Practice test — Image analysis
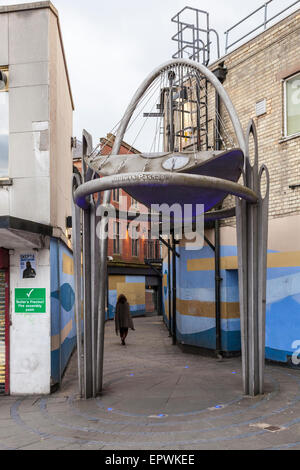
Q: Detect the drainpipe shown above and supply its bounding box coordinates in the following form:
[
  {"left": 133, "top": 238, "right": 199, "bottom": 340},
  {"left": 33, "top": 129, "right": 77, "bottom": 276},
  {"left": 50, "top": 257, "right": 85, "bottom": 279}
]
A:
[
  {"left": 171, "top": 231, "right": 177, "bottom": 346},
  {"left": 168, "top": 244, "right": 172, "bottom": 336},
  {"left": 213, "top": 64, "right": 227, "bottom": 357},
  {"left": 214, "top": 220, "right": 222, "bottom": 356}
]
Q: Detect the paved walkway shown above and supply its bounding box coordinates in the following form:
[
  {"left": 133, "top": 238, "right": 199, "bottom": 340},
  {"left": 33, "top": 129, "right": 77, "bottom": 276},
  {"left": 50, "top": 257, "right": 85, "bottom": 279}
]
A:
[{"left": 1, "top": 315, "right": 300, "bottom": 450}]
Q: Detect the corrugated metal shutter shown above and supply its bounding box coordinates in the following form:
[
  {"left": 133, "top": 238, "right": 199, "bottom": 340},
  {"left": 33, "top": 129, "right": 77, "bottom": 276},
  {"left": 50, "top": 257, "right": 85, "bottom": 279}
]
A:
[{"left": 0, "top": 271, "right": 7, "bottom": 394}]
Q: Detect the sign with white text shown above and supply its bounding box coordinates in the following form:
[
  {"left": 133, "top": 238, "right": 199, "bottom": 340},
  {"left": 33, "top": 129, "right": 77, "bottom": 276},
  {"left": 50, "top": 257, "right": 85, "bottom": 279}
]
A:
[{"left": 15, "top": 288, "right": 46, "bottom": 314}]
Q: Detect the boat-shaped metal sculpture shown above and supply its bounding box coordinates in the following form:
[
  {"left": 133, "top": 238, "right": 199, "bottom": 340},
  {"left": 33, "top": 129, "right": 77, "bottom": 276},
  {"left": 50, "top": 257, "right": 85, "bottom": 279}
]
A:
[
  {"left": 86, "top": 148, "right": 244, "bottom": 214},
  {"left": 73, "top": 58, "right": 270, "bottom": 403}
]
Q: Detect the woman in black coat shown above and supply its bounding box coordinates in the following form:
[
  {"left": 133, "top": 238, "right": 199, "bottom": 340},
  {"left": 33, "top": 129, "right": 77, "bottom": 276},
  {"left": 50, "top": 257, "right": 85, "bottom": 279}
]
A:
[{"left": 115, "top": 294, "right": 135, "bottom": 345}]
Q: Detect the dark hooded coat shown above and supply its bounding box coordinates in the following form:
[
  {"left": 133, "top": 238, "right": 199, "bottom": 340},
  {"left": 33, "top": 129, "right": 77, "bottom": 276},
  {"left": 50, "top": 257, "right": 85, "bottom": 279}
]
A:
[{"left": 115, "top": 301, "right": 134, "bottom": 334}]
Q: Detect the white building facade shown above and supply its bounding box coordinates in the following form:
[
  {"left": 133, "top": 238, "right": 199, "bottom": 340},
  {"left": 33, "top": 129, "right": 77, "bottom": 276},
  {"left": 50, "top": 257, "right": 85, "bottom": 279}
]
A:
[{"left": 0, "top": 1, "right": 75, "bottom": 395}]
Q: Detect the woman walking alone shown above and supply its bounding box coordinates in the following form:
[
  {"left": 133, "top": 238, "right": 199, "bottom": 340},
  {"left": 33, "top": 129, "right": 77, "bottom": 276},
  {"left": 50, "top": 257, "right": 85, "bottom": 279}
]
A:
[{"left": 115, "top": 294, "right": 135, "bottom": 345}]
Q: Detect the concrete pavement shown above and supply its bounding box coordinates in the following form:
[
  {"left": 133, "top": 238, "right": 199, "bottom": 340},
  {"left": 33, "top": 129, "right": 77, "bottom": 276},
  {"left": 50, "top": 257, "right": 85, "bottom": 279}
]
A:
[{"left": 1, "top": 315, "right": 300, "bottom": 450}]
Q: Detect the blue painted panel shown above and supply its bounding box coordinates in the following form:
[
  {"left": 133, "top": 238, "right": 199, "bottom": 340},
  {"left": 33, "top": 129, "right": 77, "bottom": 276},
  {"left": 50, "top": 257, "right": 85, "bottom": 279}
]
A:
[{"left": 50, "top": 239, "right": 76, "bottom": 385}]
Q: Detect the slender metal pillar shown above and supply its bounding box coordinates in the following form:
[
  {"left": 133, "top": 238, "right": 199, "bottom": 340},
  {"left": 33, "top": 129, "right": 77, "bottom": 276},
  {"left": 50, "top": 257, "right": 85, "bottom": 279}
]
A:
[
  {"left": 171, "top": 231, "right": 177, "bottom": 346},
  {"left": 82, "top": 206, "right": 93, "bottom": 398},
  {"left": 82, "top": 131, "right": 94, "bottom": 399},
  {"left": 96, "top": 213, "right": 109, "bottom": 394},
  {"left": 168, "top": 71, "right": 175, "bottom": 152},
  {"left": 90, "top": 199, "right": 100, "bottom": 397},
  {"left": 72, "top": 174, "right": 83, "bottom": 397},
  {"left": 214, "top": 220, "right": 222, "bottom": 355},
  {"left": 168, "top": 243, "right": 172, "bottom": 336},
  {"left": 236, "top": 120, "right": 269, "bottom": 396}
]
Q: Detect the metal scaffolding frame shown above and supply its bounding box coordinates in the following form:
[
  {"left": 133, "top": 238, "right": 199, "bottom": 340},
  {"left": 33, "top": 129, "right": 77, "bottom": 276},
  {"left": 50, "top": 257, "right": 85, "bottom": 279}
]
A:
[
  {"left": 72, "top": 58, "right": 269, "bottom": 399},
  {"left": 171, "top": 6, "right": 220, "bottom": 65}
]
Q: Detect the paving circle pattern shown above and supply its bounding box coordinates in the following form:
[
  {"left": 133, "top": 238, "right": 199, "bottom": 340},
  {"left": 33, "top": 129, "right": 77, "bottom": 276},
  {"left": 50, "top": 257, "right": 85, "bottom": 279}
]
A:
[{"left": 1, "top": 316, "right": 300, "bottom": 450}]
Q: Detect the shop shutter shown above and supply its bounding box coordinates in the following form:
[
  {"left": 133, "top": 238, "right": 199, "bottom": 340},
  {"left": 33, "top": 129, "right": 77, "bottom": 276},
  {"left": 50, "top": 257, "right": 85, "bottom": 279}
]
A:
[{"left": 0, "top": 271, "right": 7, "bottom": 394}]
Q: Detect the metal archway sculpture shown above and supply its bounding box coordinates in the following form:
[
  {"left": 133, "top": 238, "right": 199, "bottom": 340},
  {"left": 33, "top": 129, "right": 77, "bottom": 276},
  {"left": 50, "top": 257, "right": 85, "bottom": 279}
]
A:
[{"left": 73, "top": 59, "right": 269, "bottom": 399}]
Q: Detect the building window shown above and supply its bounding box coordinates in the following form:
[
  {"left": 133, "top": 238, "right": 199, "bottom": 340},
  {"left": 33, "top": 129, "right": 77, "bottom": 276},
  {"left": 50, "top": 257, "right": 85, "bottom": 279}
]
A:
[
  {"left": 0, "top": 69, "right": 9, "bottom": 178},
  {"left": 112, "top": 189, "right": 120, "bottom": 202},
  {"left": 131, "top": 197, "right": 138, "bottom": 209},
  {"left": 113, "top": 221, "right": 121, "bottom": 254},
  {"left": 132, "top": 237, "right": 139, "bottom": 257},
  {"left": 285, "top": 73, "right": 300, "bottom": 137}
]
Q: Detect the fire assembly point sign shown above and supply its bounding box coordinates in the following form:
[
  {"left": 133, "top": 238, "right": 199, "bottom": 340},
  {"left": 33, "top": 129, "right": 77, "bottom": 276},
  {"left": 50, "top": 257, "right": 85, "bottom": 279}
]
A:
[{"left": 15, "top": 288, "right": 46, "bottom": 314}]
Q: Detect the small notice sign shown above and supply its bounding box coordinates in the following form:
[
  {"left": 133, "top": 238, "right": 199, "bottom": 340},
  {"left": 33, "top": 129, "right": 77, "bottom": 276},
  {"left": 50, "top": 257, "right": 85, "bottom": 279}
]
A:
[
  {"left": 20, "top": 254, "right": 36, "bottom": 279},
  {"left": 15, "top": 288, "right": 46, "bottom": 314}
]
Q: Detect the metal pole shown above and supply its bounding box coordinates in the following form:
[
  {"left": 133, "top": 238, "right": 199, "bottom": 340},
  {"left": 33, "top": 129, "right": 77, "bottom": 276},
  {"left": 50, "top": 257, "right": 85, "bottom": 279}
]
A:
[
  {"left": 213, "top": 70, "right": 226, "bottom": 357},
  {"left": 83, "top": 206, "right": 93, "bottom": 399},
  {"left": 215, "top": 220, "right": 222, "bottom": 355},
  {"left": 236, "top": 120, "right": 269, "bottom": 396},
  {"left": 96, "top": 213, "right": 108, "bottom": 394},
  {"left": 72, "top": 177, "right": 83, "bottom": 397},
  {"left": 82, "top": 132, "right": 93, "bottom": 399},
  {"left": 90, "top": 201, "right": 100, "bottom": 398},
  {"left": 168, "top": 243, "right": 172, "bottom": 336},
  {"left": 225, "top": 31, "right": 229, "bottom": 54},
  {"left": 172, "top": 231, "right": 177, "bottom": 346},
  {"left": 258, "top": 165, "right": 269, "bottom": 394},
  {"left": 168, "top": 71, "right": 175, "bottom": 152},
  {"left": 264, "top": 3, "right": 268, "bottom": 30}
]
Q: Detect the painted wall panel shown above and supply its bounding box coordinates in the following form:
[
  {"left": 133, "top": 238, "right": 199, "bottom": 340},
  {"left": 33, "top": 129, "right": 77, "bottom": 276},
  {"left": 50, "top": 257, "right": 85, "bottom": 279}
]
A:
[
  {"left": 162, "top": 215, "right": 300, "bottom": 363},
  {"left": 50, "top": 239, "right": 76, "bottom": 386},
  {"left": 108, "top": 275, "right": 146, "bottom": 320}
]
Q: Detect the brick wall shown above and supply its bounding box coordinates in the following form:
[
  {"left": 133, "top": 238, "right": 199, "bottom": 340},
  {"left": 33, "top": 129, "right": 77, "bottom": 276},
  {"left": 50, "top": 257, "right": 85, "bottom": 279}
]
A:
[{"left": 208, "top": 10, "right": 300, "bottom": 222}]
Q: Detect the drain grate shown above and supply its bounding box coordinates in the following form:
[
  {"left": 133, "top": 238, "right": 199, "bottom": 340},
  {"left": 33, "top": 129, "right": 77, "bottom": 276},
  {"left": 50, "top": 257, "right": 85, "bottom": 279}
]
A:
[
  {"left": 264, "top": 425, "right": 282, "bottom": 433},
  {"left": 250, "top": 423, "right": 284, "bottom": 433}
]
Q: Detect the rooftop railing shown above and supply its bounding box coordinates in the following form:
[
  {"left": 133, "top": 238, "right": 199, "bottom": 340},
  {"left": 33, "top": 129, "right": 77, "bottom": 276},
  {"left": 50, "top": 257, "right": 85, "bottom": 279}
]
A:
[{"left": 225, "top": 0, "right": 300, "bottom": 54}]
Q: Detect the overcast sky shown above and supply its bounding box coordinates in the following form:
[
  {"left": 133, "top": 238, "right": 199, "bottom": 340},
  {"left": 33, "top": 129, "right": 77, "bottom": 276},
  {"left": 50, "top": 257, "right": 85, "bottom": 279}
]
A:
[{"left": 1, "top": 0, "right": 299, "bottom": 147}]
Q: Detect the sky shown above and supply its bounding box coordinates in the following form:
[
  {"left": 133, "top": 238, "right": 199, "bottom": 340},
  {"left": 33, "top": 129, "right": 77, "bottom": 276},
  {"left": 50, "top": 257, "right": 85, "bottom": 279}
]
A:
[{"left": 1, "top": 0, "right": 299, "bottom": 148}]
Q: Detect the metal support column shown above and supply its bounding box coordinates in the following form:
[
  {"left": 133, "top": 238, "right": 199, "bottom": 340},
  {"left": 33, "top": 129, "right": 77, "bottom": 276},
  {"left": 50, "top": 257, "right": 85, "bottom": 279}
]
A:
[
  {"left": 82, "top": 131, "right": 94, "bottom": 399},
  {"left": 171, "top": 231, "right": 177, "bottom": 346},
  {"left": 214, "top": 220, "right": 222, "bottom": 355},
  {"left": 90, "top": 198, "right": 100, "bottom": 397},
  {"left": 82, "top": 205, "right": 93, "bottom": 398},
  {"left": 168, "top": 71, "right": 175, "bottom": 152},
  {"left": 168, "top": 243, "right": 172, "bottom": 336},
  {"left": 72, "top": 173, "right": 83, "bottom": 397},
  {"left": 236, "top": 120, "right": 269, "bottom": 396}
]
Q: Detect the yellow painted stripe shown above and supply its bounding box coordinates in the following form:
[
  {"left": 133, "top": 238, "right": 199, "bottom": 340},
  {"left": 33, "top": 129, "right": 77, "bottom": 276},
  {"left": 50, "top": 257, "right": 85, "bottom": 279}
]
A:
[
  {"left": 187, "top": 258, "right": 215, "bottom": 271},
  {"left": 187, "top": 251, "right": 300, "bottom": 272},
  {"left": 51, "top": 319, "right": 73, "bottom": 352},
  {"left": 164, "top": 300, "right": 169, "bottom": 320},
  {"left": 62, "top": 253, "right": 74, "bottom": 275},
  {"left": 117, "top": 282, "right": 145, "bottom": 306},
  {"left": 109, "top": 276, "right": 126, "bottom": 291},
  {"left": 267, "top": 252, "right": 300, "bottom": 268},
  {"left": 177, "top": 298, "right": 240, "bottom": 319}
]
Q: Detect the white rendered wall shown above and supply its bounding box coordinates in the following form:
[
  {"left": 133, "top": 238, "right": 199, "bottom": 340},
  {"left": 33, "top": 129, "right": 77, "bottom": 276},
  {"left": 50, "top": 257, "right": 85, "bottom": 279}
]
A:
[
  {"left": 0, "top": 8, "right": 51, "bottom": 224},
  {"left": 0, "top": 5, "right": 74, "bottom": 395},
  {"left": 9, "top": 245, "right": 51, "bottom": 395}
]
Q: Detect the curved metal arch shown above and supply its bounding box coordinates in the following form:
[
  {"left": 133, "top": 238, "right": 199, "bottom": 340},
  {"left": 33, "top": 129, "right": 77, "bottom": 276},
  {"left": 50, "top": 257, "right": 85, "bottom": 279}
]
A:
[
  {"left": 74, "top": 172, "right": 258, "bottom": 208},
  {"left": 110, "top": 58, "right": 246, "bottom": 160},
  {"left": 93, "top": 59, "right": 247, "bottom": 394}
]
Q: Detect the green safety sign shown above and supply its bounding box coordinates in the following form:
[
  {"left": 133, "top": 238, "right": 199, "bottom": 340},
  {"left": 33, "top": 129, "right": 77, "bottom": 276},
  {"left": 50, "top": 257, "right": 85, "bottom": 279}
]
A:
[{"left": 15, "top": 288, "right": 46, "bottom": 314}]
